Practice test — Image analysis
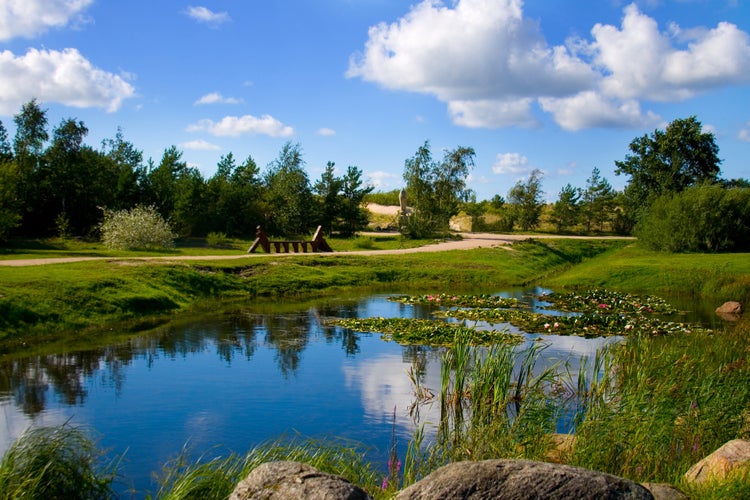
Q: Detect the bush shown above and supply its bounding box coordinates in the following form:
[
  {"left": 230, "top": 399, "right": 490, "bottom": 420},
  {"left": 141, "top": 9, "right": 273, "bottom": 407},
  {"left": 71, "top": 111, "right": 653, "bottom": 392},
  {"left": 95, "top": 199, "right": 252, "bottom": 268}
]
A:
[
  {"left": 100, "top": 205, "right": 176, "bottom": 250},
  {"left": 206, "top": 231, "right": 232, "bottom": 248},
  {"left": 636, "top": 185, "right": 750, "bottom": 252}
]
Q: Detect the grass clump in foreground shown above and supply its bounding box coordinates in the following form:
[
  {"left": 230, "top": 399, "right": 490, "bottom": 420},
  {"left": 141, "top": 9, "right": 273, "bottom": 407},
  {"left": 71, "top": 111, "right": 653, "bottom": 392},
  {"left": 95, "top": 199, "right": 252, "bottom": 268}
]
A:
[{"left": 0, "top": 424, "right": 117, "bottom": 499}]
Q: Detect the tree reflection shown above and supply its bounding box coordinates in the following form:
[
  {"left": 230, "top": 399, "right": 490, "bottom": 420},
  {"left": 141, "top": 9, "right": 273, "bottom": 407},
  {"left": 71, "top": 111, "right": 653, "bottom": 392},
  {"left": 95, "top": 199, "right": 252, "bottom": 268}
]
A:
[{"left": 0, "top": 300, "right": 370, "bottom": 414}]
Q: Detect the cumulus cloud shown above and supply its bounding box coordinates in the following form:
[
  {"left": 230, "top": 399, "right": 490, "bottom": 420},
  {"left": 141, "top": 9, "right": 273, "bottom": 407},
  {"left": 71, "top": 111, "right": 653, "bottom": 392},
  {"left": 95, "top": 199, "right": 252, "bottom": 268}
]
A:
[
  {"left": 185, "top": 6, "right": 230, "bottom": 26},
  {"left": 366, "top": 170, "right": 399, "bottom": 190},
  {"left": 348, "top": 0, "right": 750, "bottom": 130},
  {"left": 492, "top": 152, "right": 532, "bottom": 175},
  {"left": 0, "top": 0, "right": 93, "bottom": 41},
  {"left": 181, "top": 139, "right": 220, "bottom": 151},
  {"left": 739, "top": 123, "right": 750, "bottom": 142},
  {"left": 194, "top": 92, "right": 243, "bottom": 105},
  {"left": 187, "top": 114, "right": 294, "bottom": 137},
  {"left": 589, "top": 4, "right": 750, "bottom": 102},
  {"left": 0, "top": 48, "right": 135, "bottom": 115},
  {"left": 317, "top": 127, "right": 336, "bottom": 136}
]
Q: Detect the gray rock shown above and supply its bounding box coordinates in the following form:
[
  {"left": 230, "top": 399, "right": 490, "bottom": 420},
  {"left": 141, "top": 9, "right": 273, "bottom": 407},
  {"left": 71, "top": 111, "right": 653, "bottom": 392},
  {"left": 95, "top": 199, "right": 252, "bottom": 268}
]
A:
[
  {"left": 229, "top": 461, "right": 372, "bottom": 500},
  {"left": 395, "top": 459, "right": 653, "bottom": 500},
  {"left": 641, "top": 483, "right": 687, "bottom": 500}
]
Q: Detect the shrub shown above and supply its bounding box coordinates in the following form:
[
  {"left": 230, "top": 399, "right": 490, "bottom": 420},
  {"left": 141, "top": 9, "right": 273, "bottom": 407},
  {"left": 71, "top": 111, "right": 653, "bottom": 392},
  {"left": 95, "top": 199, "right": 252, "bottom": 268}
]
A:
[
  {"left": 100, "top": 205, "right": 176, "bottom": 250},
  {"left": 636, "top": 185, "right": 750, "bottom": 252},
  {"left": 206, "top": 231, "right": 232, "bottom": 248}
]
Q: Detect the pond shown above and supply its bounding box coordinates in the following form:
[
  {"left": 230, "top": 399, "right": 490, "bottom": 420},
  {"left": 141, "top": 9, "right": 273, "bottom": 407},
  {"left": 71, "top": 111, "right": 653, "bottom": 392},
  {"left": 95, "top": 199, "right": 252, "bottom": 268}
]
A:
[{"left": 0, "top": 288, "right": 716, "bottom": 496}]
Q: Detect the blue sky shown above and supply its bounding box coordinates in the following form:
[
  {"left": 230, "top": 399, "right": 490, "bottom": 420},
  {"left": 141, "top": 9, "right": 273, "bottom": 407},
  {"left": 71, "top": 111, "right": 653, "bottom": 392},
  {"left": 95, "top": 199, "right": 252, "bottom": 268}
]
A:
[{"left": 1, "top": 0, "right": 749, "bottom": 201}]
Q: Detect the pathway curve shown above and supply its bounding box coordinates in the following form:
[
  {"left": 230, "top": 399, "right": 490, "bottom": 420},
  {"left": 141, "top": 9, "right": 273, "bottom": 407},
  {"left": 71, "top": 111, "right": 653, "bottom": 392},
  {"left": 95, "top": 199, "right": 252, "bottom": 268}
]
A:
[{"left": 0, "top": 233, "right": 633, "bottom": 267}]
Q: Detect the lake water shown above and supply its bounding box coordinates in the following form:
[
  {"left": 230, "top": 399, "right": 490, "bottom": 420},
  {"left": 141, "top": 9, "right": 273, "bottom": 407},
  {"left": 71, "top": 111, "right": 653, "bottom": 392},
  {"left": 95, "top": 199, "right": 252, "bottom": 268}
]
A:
[{"left": 0, "top": 288, "right": 713, "bottom": 496}]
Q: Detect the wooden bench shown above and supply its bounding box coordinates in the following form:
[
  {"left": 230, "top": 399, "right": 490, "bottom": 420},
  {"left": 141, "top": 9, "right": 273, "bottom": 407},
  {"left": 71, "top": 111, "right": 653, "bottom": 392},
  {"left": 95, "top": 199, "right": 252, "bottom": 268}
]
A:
[{"left": 248, "top": 226, "right": 333, "bottom": 253}]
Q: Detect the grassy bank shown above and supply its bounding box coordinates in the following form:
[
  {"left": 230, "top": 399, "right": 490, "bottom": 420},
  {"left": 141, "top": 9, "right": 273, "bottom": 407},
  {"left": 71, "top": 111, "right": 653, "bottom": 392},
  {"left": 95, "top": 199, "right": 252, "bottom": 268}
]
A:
[{"left": 0, "top": 238, "right": 626, "bottom": 348}]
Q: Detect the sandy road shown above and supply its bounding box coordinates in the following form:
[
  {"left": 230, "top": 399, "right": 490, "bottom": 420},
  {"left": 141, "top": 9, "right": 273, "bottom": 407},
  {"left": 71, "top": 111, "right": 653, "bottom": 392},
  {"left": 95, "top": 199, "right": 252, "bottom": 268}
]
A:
[{"left": 0, "top": 233, "right": 632, "bottom": 267}]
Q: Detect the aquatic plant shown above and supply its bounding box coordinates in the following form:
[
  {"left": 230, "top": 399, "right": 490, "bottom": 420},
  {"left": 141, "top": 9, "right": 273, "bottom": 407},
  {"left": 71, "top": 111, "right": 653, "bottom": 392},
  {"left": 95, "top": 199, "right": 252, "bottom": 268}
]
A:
[
  {"left": 324, "top": 317, "right": 524, "bottom": 346},
  {"left": 390, "top": 293, "right": 520, "bottom": 309}
]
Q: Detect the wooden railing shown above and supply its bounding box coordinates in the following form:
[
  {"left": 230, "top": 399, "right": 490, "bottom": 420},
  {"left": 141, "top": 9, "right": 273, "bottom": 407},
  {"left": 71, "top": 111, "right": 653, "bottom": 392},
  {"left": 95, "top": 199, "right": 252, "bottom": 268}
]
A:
[{"left": 247, "top": 226, "right": 333, "bottom": 253}]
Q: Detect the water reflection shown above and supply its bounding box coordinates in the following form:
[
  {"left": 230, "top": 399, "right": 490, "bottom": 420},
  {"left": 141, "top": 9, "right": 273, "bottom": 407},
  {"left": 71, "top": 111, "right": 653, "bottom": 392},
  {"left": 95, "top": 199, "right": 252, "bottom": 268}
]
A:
[{"left": 0, "top": 290, "right": 715, "bottom": 496}]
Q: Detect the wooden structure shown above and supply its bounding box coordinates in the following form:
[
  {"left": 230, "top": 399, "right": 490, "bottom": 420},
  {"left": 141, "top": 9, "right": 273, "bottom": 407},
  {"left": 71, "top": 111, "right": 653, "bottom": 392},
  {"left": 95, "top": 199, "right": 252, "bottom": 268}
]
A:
[{"left": 248, "top": 226, "right": 333, "bottom": 253}]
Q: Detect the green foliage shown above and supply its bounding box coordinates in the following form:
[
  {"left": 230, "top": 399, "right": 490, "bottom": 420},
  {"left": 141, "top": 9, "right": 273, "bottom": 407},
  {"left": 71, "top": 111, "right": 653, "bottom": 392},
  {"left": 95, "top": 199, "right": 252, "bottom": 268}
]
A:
[
  {"left": 314, "top": 163, "right": 373, "bottom": 236},
  {"left": 636, "top": 184, "right": 750, "bottom": 252},
  {"left": 581, "top": 167, "right": 616, "bottom": 232},
  {"left": 0, "top": 159, "right": 21, "bottom": 241},
  {"left": 616, "top": 116, "right": 721, "bottom": 225},
  {"left": 100, "top": 205, "right": 176, "bottom": 250},
  {"left": 550, "top": 183, "right": 581, "bottom": 232},
  {"left": 402, "top": 141, "right": 474, "bottom": 238},
  {"left": 0, "top": 424, "right": 117, "bottom": 499},
  {"left": 205, "top": 232, "right": 231, "bottom": 248},
  {"left": 507, "top": 169, "right": 544, "bottom": 231},
  {"left": 263, "top": 142, "right": 314, "bottom": 236}
]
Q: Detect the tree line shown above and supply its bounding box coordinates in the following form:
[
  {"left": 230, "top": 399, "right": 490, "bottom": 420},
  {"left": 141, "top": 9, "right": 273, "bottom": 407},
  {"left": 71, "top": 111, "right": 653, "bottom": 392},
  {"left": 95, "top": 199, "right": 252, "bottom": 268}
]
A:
[
  {"left": 0, "top": 100, "right": 372, "bottom": 241},
  {"left": 1, "top": 99, "right": 748, "bottom": 252}
]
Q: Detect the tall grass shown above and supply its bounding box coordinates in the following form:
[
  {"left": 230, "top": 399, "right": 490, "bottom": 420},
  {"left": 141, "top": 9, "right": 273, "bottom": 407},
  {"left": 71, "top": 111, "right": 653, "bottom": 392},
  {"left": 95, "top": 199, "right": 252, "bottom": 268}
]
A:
[{"left": 0, "top": 424, "right": 117, "bottom": 499}]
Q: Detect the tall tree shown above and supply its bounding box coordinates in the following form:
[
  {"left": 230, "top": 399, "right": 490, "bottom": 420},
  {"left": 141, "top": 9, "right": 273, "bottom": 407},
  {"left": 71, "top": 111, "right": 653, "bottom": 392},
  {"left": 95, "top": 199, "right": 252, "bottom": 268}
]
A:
[
  {"left": 12, "top": 99, "right": 49, "bottom": 234},
  {"left": 314, "top": 161, "right": 344, "bottom": 234},
  {"left": 508, "top": 169, "right": 545, "bottom": 231},
  {"left": 338, "top": 165, "right": 373, "bottom": 237},
  {"left": 581, "top": 167, "right": 615, "bottom": 232},
  {"left": 263, "top": 142, "right": 313, "bottom": 236},
  {"left": 550, "top": 183, "right": 580, "bottom": 232},
  {"left": 615, "top": 116, "right": 721, "bottom": 225},
  {"left": 100, "top": 128, "right": 146, "bottom": 209},
  {"left": 402, "top": 141, "right": 474, "bottom": 237}
]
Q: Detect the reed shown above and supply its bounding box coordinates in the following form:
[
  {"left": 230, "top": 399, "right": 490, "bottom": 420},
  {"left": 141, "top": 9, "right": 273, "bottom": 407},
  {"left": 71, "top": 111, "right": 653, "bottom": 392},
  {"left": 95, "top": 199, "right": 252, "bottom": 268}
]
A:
[{"left": 0, "top": 424, "right": 117, "bottom": 500}]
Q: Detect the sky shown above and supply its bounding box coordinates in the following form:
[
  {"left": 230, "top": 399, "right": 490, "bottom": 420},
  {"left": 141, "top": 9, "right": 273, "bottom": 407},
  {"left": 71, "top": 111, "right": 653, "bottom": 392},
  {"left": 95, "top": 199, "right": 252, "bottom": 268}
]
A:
[{"left": 1, "top": 0, "right": 749, "bottom": 201}]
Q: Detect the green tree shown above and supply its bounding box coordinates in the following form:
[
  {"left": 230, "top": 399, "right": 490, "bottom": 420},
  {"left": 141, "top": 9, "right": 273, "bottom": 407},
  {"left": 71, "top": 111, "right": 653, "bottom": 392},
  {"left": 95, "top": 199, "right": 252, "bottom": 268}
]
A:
[
  {"left": 205, "top": 153, "right": 262, "bottom": 236},
  {"left": 263, "top": 142, "right": 313, "bottom": 236},
  {"left": 12, "top": 99, "right": 49, "bottom": 235},
  {"left": 402, "top": 141, "right": 474, "bottom": 237},
  {"left": 550, "top": 183, "right": 580, "bottom": 232},
  {"left": 338, "top": 165, "right": 373, "bottom": 237},
  {"left": 0, "top": 121, "right": 20, "bottom": 240},
  {"left": 314, "top": 161, "right": 344, "bottom": 234},
  {"left": 508, "top": 169, "right": 544, "bottom": 231},
  {"left": 100, "top": 128, "right": 147, "bottom": 209},
  {"left": 581, "top": 167, "right": 615, "bottom": 232},
  {"left": 615, "top": 116, "right": 721, "bottom": 226}
]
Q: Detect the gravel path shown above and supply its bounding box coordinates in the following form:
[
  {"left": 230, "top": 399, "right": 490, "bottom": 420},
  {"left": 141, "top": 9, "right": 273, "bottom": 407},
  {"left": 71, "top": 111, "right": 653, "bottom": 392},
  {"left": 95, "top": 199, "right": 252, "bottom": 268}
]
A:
[{"left": 0, "top": 233, "right": 632, "bottom": 267}]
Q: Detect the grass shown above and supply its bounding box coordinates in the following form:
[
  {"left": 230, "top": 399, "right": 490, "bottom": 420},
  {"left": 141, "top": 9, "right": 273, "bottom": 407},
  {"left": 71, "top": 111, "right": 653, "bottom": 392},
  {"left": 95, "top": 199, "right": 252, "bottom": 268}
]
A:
[
  {"left": 0, "top": 424, "right": 117, "bottom": 499},
  {"left": 0, "top": 238, "right": 629, "bottom": 350}
]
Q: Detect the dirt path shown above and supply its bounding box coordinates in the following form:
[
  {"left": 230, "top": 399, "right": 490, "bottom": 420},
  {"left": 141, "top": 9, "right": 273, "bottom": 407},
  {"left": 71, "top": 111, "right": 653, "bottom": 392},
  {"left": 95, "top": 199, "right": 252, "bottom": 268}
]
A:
[{"left": 0, "top": 233, "right": 633, "bottom": 267}]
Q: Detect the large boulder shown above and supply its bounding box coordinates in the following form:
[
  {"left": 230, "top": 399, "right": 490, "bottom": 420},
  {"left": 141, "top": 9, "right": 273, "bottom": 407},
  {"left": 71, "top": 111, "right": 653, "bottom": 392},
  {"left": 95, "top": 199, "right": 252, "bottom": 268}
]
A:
[
  {"left": 229, "top": 461, "right": 372, "bottom": 500},
  {"left": 684, "top": 439, "right": 750, "bottom": 483},
  {"left": 395, "top": 459, "right": 653, "bottom": 499},
  {"left": 715, "top": 301, "right": 743, "bottom": 321}
]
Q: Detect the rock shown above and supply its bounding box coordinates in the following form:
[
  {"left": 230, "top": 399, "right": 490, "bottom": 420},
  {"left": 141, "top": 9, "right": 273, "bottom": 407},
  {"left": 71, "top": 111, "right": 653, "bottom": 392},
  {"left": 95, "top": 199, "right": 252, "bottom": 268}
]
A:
[
  {"left": 684, "top": 439, "right": 750, "bottom": 484},
  {"left": 641, "top": 483, "right": 688, "bottom": 500},
  {"left": 715, "top": 301, "right": 742, "bottom": 321},
  {"left": 395, "top": 459, "right": 653, "bottom": 499},
  {"left": 229, "top": 461, "right": 372, "bottom": 500}
]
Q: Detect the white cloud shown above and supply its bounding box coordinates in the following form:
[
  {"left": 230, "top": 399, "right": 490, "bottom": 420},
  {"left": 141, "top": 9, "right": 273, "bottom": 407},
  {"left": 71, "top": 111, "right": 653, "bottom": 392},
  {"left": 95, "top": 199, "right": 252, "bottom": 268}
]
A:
[
  {"left": 349, "top": 0, "right": 750, "bottom": 131},
  {"left": 194, "top": 92, "right": 243, "bottom": 105},
  {"left": 539, "top": 91, "right": 662, "bottom": 131},
  {"left": 448, "top": 98, "right": 538, "bottom": 128},
  {"left": 317, "top": 127, "right": 336, "bottom": 136},
  {"left": 366, "top": 170, "right": 399, "bottom": 190},
  {"left": 181, "top": 139, "right": 220, "bottom": 151},
  {"left": 0, "top": 48, "right": 135, "bottom": 115},
  {"left": 739, "top": 124, "right": 750, "bottom": 143},
  {"left": 0, "top": 0, "right": 93, "bottom": 41},
  {"left": 589, "top": 4, "right": 750, "bottom": 102},
  {"left": 492, "top": 152, "right": 532, "bottom": 175},
  {"left": 187, "top": 114, "right": 294, "bottom": 137},
  {"left": 185, "top": 6, "right": 230, "bottom": 26}
]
